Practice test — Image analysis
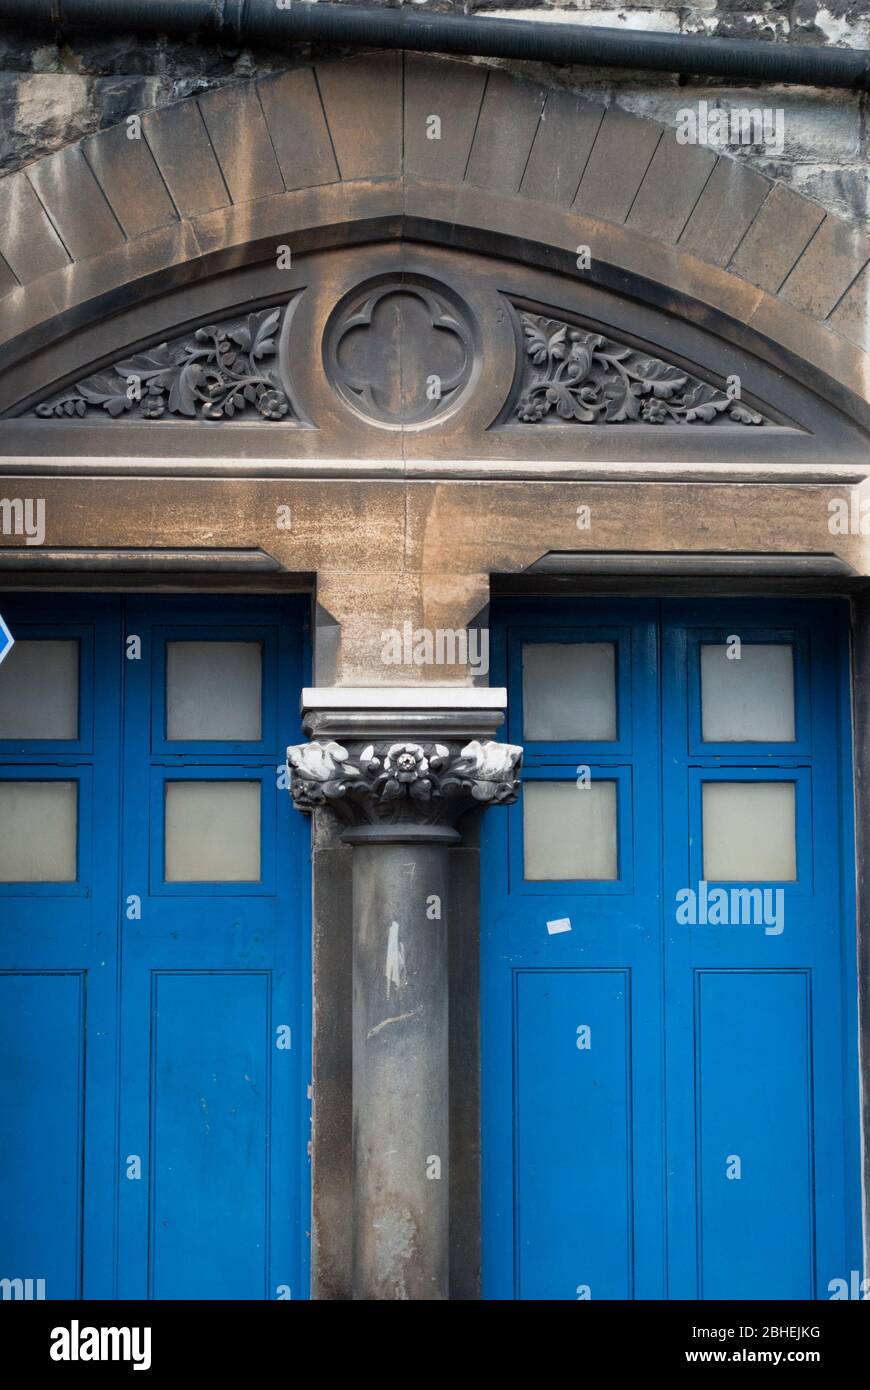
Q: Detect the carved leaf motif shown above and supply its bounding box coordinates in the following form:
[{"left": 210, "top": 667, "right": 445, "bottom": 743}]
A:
[
  {"left": 114, "top": 343, "right": 179, "bottom": 380},
  {"left": 680, "top": 382, "right": 728, "bottom": 422},
  {"left": 515, "top": 311, "right": 768, "bottom": 427},
  {"left": 75, "top": 374, "right": 134, "bottom": 417},
  {"left": 631, "top": 360, "right": 689, "bottom": 397},
  {"left": 166, "top": 361, "right": 203, "bottom": 417},
  {"left": 523, "top": 317, "right": 567, "bottom": 366},
  {"left": 729, "top": 403, "right": 764, "bottom": 425},
  {"left": 566, "top": 342, "right": 594, "bottom": 379},
  {"left": 227, "top": 308, "right": 281, "bottom": 360},
  {"left": 602, "top": 382, "right": 641, "bottom": 423},
  {"left": 547, "top": 383, "right": 597, "bottom": 422}
]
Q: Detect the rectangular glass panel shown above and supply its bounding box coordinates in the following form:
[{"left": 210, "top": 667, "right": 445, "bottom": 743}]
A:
[
  {"left": 164, "top": 781, "right": 261, "bottom": 882},
  {"left": 702, "top": 781, "right": 796, "bottom": 881},
  {"left": 0, "top": 639, "right": 79, "bottom": 740},
  {"left": 0, "top": 781, "right": 77, "bottom": 881},
  {"left": 700, "top": 643, "right": 795, "bottom": 742},
  {"left": 523, "top": 642, "right": 617, "bottom": 742},
  {"left": 524, "top": 780, "right": 618, "bottom": 881},
  {"left": 166, "top": 641, "right": 262, "bottom": 742}
]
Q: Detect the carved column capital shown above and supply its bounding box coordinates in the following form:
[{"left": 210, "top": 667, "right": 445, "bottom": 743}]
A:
[{"left": 286, "top": 735, "right": 522, "bottom": 844}]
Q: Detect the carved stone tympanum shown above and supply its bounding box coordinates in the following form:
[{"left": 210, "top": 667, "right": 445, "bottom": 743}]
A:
[{"left": 28, "top": 278, "right": 776, "bottom": 435}]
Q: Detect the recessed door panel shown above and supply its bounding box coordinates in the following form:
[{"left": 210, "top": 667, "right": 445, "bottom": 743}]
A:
[
  {"left": 485, "top": 604, "right": 665, "bottom": 1300},
  {"left": 0, "top": 972, "right": 85, "bottom": 1298},
  {"left": 150, "top": 972, "right": 272, "bottom": 1300},
  {"left": 695, "top": 970, "right": 813, "bottom": 1300},
  {"left": 515, "top": 970, "right": 633, "bottom": 1301}
]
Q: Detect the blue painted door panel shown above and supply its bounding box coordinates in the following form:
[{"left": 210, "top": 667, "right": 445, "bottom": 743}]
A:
[
  {"left": 482, "top": 598, "right": 862, "bottom": 1301},
  {"left": 0, "top": 972, "right": 88, "bottom": 1296},
  {"left": 661, "top": 600, "right": 859, "bottom": 1300},
  {"left": 0, "top": 596, "right": 310, "bottom": 1300},
  {"left": 692, "top": 970, "right": 814, "bottom": 1300},
  {"left": 484, "top": 603, "right": 665, "bottom": 1300},
  {"left": 146, "top": 972, "right": 273, "bottom": 1299},
  {"left": 515, "top": 970, "right": 634, "bottom": 1300},
  {"left": 0, "top": 597, "right": 122, "bottom": 1299}
]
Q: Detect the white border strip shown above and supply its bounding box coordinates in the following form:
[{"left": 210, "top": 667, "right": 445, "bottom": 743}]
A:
[
  {"left": 302, "top": 687, "right": 507, "bottom": 711},
  {"left": 4, "top": 458, "right": 869, "bottom": 486}
]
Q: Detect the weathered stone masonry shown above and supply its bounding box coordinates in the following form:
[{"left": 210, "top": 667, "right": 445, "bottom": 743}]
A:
[{"left": 1, "top": 2, "right": 867, "bottom": 232}]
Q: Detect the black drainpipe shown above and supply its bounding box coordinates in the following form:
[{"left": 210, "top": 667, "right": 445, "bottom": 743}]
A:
[{"left": 1, "top": 0, "right": 868, "bottom": 92}]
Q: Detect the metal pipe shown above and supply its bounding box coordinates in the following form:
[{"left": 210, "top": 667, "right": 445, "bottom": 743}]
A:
[{"left": 1, "top": 0, "right": 868, "bottom": 91}]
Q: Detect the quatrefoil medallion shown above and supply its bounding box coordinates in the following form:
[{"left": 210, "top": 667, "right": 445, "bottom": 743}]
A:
[{"left": 324, "top": 279, "right": 475, "bottom": 428}]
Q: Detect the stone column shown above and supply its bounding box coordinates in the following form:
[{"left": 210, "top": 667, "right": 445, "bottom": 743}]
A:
[{"left": 287, "top": 696, "right": 521, "bottom": 1300}]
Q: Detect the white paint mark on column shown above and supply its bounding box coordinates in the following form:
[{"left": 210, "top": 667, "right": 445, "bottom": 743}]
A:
[
  {"left": 368, "top": 1005, "right": 422, "bottom": 1039},
  {"left": 386, "top": 920, "right": 407, "bottom": 997}
]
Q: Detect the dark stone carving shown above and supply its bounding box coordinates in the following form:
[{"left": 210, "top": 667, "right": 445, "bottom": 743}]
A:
[
  {"left": 286, "top": 737, "right": 522, "bottom": 831},
  {"left": 514, "top": 312, "right": 766, "bottom": 426},
  {"left": 325, "top": 281, "right": 474, "bottom": 427},
  {"left": 33, "top": 306, "right": 294, "bottom": 422}
]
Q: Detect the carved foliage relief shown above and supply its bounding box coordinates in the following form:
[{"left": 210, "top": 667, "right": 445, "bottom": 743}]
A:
[
  {"left": 34, "top": 307, "right": 292, "bottom": 422},
  {"left": 27, "top": 276, "right": 770, "bottom": 429},
  {"left": 514, "top": 313, "right": 764, "bottom": 426}
]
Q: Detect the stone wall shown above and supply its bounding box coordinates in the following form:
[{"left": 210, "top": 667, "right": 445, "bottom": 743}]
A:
[{"left": 0, "top": 1, "right": 867, "bottom": 231}]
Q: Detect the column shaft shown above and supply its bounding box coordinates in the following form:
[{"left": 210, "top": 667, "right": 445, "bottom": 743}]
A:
[{"left": 351, "top": 841, "right": 449, "bottom": 1300}]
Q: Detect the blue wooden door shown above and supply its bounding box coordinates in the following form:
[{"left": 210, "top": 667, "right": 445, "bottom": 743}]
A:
[
  {"left": 0, "top": 595, "right": 310, "bottom": 1300},
  {"left": 482, "top": 599, "right": 862, "bottom": 1300}
]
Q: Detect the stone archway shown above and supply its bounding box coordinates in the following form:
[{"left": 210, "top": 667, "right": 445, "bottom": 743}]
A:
[{"left": 0, "top": 52, "right": 866, "bottom": 414}]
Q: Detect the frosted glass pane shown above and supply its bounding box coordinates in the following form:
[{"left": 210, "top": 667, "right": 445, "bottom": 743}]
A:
[
  {"left": 166, "top": 641, "right": 262, "bottom": 741},
  {"left": 523, "top": 643, "right": 617, "bottom": 741},
  {"left": 0, "top": 781, "right": 77, "bottom": 881},
  {"left": 700, "top": 643, "right": 795, "bottom": 742},
  {"left": 524, "top": 780, "right": 618, "bottom": 880},
  {"left": 164, "top": 781, "right": 261, "bottom": 881},
  {"left": 0, "top": 640, "right": 79, "bottom": 740},
  {"left": 703, "top": 782, "right": 796, "bottom": 881}
]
